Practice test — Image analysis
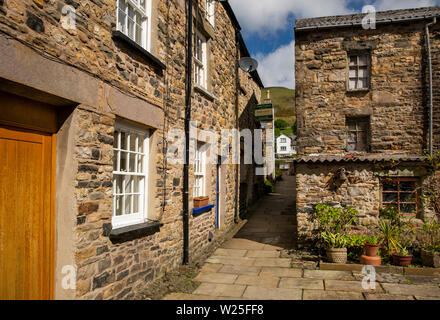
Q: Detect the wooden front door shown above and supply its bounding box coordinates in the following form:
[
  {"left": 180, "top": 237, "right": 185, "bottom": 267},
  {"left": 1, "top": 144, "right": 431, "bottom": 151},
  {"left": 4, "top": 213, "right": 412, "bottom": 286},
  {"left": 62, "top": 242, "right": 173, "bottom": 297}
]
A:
[{"left": 0, "top": 126, "right": 55, "bottom": 300}]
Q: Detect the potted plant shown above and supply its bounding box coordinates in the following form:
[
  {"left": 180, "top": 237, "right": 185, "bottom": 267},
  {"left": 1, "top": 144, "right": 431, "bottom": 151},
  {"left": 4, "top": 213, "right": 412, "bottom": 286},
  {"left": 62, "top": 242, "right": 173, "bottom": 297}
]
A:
[
  {"left": 321, "top": 231, "right": 348, "bottom": 264},
  {"left": 193, "top": 196, "right": 209, "bottom": 208},
  {"left": 361, "top": 234, "right": 381, "bottom": 266},
  {"left": 377, "top": 219, "right": 401, "bottom": 260},
  {"left": 392, "top": 247, "right": 413, "bottom": 267},
  {"left": 420, "top": 220, "right": 440, "bottom": 268}
]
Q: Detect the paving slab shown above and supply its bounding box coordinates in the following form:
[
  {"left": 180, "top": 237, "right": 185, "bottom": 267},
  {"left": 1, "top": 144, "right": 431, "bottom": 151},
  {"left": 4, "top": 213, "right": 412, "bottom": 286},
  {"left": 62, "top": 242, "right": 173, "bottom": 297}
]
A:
[
  {"left": 303, "top": 290, "right": 364, "bottom": 300},
  {"left": 253, "top": 258, "right": 291, "bottom": 268},
  {"left": 199, "top": 263, "right": 223, "bottom": 274},
  {"left": 325, "top": 280, "right": 384, "bottom": 293},
  {"left": 214, "top": 248, "right": 247, "bottom": 257},
  {"left": 218, "top": 265, "right": 262, "bottom": 275},
  {"left": 279, "top": 278, "right": 324, "bottom": 290},
  {"left": 303, "top": 270, "right": 354, "bottom": 280},
  {"left": 381, "top": 283, "right": 440, "bottom": 297},
  {"left": 242, "top": 286, "right": 302, "bottom": 300},
  {"left": 206, "top": 256, "right": 255, "bottom": 266},
  {"left": 246, "top": 250, "right": 281, "bottom": 258},
  {"left": 235, "top": 275, "right": 280, "bottom": 288},
  {"left": 194, "top": 272, "right": 238, "bottom": 284},
  {"left": 364, "top": 293, "right": 415, "bottom": 300},
  {"left": 222, "top": 239, "right": 266, "bottom": 250},
  {"left": 320, "top": 262, "right": 364, "bottom": 272},
  {"left": 414, "top": 296, "right": 440, "bottom": 300},
  {"left": 259, "top": 267, "right": 303, "bottom": 278},
  {"left": 193, "top": 283, "right": 246, "bottom": 298}
]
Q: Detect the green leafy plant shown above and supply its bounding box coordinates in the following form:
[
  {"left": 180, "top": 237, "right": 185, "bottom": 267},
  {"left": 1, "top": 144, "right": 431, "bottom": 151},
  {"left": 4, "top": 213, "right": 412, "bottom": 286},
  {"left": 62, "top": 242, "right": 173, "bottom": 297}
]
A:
[
  {"left": 264, "top": 180, "right": 275, "bottom": 194},
  {"left": 397, "top": 247, "right": 411, "bottom": 257},
  {"left": 419, "top": 220, "right": 440, "bottom": 253},
  {"left": 321, "top": 231, "right": 347, "bottom": 249},
  {"left": 365, "top": 234, "right": 378, "bottom": 246},
  {"left": 314, "top": 204, "right": 358, "bottom": 234},
  {"left": 377, "top": 219, "right": 401, "bottom": 256}
]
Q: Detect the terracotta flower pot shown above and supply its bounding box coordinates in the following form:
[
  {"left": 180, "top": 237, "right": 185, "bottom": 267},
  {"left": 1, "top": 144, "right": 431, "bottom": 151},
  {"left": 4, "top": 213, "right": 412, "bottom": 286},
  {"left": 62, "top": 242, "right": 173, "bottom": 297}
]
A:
[
  {"left": 421, "top": 250, "right": 440, "bottom": 268},
  {"left": 193, "top": 197, "right": 209, "bottom": 208},
  {"left": 361, "top": 255, "right": 381, "bottom": 266},
  {"left": 365, "top": 243, "right": 379, "bottom": 257},
  {"left": 392, "top": 254, "right": 413, "bottom": 267},
  {"left": 326, "top": 248, "right": 347, "bottom": 264}
]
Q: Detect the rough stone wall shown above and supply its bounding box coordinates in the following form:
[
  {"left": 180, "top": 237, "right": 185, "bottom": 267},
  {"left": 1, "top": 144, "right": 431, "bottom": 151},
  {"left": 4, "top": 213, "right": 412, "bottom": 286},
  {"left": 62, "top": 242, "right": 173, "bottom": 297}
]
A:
[
  {"left": 295, "top": 22, "right": 433, "bottom": 157},
  {"left": 0, "top": 0, "right": 261, "bottom": 299},
  {"left": 295, "top": 21, "right": 440, "bottom": 239},
  {"left": 431, "top": 24, "right": 440, "bottom": 153}
]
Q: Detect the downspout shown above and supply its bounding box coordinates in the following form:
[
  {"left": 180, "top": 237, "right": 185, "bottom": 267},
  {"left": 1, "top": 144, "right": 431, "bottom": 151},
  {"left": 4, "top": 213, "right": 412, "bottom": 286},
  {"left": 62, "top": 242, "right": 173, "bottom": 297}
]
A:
[
  {"left": 234, "top": 26, "right": 240, "bottom": 224},
  {"left": 425, "top": 17, "right": 437, "bottom": 156},
  {"left": 183, "top": 0, "right": 193, "bottom": 265}
]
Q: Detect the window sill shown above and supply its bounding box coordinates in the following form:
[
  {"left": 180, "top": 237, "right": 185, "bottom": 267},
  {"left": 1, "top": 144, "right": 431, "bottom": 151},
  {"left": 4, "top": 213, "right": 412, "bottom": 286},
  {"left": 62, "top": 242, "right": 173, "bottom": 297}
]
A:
[
  {"left": 112, "top": 31, "right": 166, "bottom": 71},
  {"left": 109, "top": 221, "right": 163, "bottom": 243},
  {"left": 347, "top": 88, "right": 370, "bottom": 93},
  {"left": 193, "top": 204, "right": 215, "bottom": 217},
  {"left": 194, "top": 84, "right": 217, "bottom": 101}
]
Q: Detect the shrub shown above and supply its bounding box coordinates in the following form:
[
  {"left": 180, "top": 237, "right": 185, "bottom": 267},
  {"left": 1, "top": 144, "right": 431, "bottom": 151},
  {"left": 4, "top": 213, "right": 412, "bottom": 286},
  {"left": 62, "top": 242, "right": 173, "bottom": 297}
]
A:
[
  {"left": 420, "top": 220, "right": 440, "bottom": 253},
  {"left": 314, "top": 204, "right": 358, "bottom": 234},
  {"left": 264, "top": 180, "right": 274, "bottom": 194},
  {"left": 275, "top": 167, "right": 283, "bottom": 181}
]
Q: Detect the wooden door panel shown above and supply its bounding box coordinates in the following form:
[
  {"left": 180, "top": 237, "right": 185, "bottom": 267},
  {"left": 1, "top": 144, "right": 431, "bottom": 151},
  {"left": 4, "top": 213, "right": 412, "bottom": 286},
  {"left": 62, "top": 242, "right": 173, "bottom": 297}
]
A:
[{"left": 0, "top": 126, "right": 53, "bottom": 300}]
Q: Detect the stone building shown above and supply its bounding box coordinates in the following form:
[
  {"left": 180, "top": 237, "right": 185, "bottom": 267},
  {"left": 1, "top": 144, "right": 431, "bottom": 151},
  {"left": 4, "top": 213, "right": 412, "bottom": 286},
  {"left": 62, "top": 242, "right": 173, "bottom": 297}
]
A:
[
  {"left": 294, "top": 7, "right": 440, "bottom": 240},
  {"left": 0, "top": 0, "right": 263, "bottom": 299}
]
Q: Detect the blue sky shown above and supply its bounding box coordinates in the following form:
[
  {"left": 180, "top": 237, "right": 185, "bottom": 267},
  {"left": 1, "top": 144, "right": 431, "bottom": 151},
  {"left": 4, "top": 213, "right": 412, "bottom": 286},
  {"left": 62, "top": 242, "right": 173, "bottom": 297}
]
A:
[{"left": 229, "top": 0, "right": 440, "bottom": 89}]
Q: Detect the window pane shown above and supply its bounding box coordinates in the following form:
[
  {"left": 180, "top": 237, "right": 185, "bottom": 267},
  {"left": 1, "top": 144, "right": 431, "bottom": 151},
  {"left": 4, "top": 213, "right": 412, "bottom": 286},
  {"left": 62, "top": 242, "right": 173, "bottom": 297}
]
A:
[
  {"left": 134, "top": 176, "right": 140, "bottom": 193},
  {"left": 118, "top": 9, "right": 126, "bottom": 33},
  {"left": 383, "top": 181, "right": 398, "bottom": 191},
  {"left": 121, "top": 132, "right": 127, "bottom": 150},
  {"left": 138, "top": 136, "right": 143, "bottom": 153},
  {"left": 140, "top": 0, "right": 146, "bottom": 10},
  {"left": 349, "top": 68, "right": 357, "bottom": 78},
  {"left": 358, "top": 55, "right": 368, "bottom": 66},
  {"left": 137, "top": 155, "right": 144, "bottom": 173},
  {"left": 383, "top": 193, "right": 398, "bottom": 203},
  {"left": 115, "top": 196, "right": 123, "bottom": 216},
  {"left": 349, "top": 56, "right": 357, "bottom": 66},
  {"left": 113, "top": 151, "right": 118, "bottom": 171},
  {"left": 115, "top": 175, "right": 123, "bottom": 194},
  {"left": 133, "top": 195, "right": 139, "bottom": 213},
  {"left": 401, "top": 192, "right": 416, "bottom": 203},
  {"left": 125, "top": 195, "right": 132, "bottom": 214},
  {"left": 129, "top": 153, "right": 136, "bottom": 172},
  {"left": 120, "top": 152, "right": 127, "bottom": 171},
  {"left": 349, "top": 79, "right": 356, "bottom": 89},
  {"left": 401, "top": 204, "right": 416, "bottom": 214},
  {"left": 125, "top": 176, "right": 133, "bottom": 194},
  {"left": 128, "top": 6, "right": 135, "bottom": 39},
  {"left": 129, "top": 133, "right": 136, "bottom": 151},
  {"left": 113, "top": 131, "right": 119, "bottom": 148},
  {"left": 400, "top": 181, "right": 416, "bottom": 192}
]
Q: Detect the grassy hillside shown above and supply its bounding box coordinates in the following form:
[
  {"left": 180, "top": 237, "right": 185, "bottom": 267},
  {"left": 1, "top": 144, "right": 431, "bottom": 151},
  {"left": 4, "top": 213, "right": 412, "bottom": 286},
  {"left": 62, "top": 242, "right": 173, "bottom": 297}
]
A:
[{"left": 261, "top": 87, "right": 296, "bottom": 136}]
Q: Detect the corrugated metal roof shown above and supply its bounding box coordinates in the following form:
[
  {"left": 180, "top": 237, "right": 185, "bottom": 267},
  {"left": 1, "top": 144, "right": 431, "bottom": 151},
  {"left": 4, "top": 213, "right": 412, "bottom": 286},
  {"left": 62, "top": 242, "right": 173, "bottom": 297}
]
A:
[
  {"left": 295, "top": 6, "right": 440, "bottom": 31},
  {"left": 294, "top": 155, "right": 426, "bottom": 164}
]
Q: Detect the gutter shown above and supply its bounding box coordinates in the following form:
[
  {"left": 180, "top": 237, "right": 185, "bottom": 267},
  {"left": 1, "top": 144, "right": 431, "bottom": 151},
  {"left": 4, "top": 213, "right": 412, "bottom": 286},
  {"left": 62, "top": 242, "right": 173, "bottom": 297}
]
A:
[
  {"left": 425, "top": 17, "right": 437, "bottom": 156},
  {"left": 183, "top": 0, "right": 193, "bottom": 265}
]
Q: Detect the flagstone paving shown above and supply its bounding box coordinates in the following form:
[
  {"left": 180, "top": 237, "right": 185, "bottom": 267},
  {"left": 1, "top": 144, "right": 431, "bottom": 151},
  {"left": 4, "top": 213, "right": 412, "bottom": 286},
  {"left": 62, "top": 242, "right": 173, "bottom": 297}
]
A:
[{"left": 162, "top": 176, "right": 440, "bottom": 300}]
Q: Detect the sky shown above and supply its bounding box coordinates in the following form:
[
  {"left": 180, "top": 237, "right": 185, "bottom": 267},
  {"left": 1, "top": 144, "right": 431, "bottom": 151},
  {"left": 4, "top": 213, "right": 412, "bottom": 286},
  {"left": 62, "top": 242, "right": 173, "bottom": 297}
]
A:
[{"left": 228, "top": 0, "right": 440, "bottom": 89}]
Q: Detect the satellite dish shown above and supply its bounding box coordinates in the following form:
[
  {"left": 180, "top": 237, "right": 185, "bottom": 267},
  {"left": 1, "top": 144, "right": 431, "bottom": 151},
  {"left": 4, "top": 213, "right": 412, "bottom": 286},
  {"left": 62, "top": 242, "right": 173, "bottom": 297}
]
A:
[{"left": 239, "top": 57, "right": 258, "bottom": 73}]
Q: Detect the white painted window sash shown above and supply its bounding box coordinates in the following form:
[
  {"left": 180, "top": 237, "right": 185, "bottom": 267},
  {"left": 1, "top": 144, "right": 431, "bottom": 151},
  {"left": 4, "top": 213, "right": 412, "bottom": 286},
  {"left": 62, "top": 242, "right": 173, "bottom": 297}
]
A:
[
  {"left": 194, "top": 31, "right": 207, "bottom": 89},
  {"left": 116, "top": 0, "right": 151, "bottom": 51},
  {"left": 112, "top": 122, "right": 150, "bottom": 229}
]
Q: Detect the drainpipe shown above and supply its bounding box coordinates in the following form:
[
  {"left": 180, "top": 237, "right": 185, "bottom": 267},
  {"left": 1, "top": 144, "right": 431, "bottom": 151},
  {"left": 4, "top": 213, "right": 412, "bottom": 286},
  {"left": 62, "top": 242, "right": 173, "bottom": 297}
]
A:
[
  {"left": 425, "top": 17, "right": 437, "bottom": 156},
  {"left": 234, "top": 26, "right": 240, "bottom": 224},
  {"left": 183, "top": 0, "right": 193, "bottom": 265}
]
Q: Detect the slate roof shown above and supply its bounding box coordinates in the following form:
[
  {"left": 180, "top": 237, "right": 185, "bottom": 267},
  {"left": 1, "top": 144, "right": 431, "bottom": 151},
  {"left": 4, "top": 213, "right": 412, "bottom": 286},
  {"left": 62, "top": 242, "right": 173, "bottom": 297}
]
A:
[
  {"left": 295, "top": 6, "right": 440, "bottom": 31},
  {"left": 294, "top": 155, "right": 426, "bottom": 164}
]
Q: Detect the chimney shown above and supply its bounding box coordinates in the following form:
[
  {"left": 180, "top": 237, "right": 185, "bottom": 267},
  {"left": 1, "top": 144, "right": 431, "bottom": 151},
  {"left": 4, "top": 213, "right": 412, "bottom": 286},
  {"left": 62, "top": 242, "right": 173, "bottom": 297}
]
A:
[{"left": 264, "top": 89, "right": 272, "bottom": 104}]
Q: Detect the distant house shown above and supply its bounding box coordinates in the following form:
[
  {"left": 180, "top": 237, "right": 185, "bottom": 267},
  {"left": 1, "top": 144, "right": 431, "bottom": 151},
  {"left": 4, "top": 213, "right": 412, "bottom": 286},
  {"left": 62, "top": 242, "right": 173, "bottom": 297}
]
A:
[{"left": 276, "top": 134, "right": 296, "bottom": 157}]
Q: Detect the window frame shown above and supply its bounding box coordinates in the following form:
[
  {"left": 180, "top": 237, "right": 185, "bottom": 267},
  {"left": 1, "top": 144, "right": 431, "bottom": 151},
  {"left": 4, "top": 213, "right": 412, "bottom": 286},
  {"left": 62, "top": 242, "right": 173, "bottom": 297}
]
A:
[
  {"left": 380, "top": 177, "right": 419, "bottom": 217},
  {"left": 194, "top": 30, "right": 208, "bottom": 89},
  {"left": 112, "top": 121, "right": 150, "bottom": 229},
  {"left": 193, "top": 143, "right": 207, "bottom": 198},
  {"left": 281, "top": 146, "right": 287, "bottom": 152},
  {"left": 205, "top": 0, "right": 215, "bottom": 26},
  {"left": 116, "top": 0, "right": 152, "bottom": 51},
  {"left": 345, "top": 117, "right": 370, "bottom": 153},
  {"left": 347, "top": 53, "right": 371, "bottom": 91}
]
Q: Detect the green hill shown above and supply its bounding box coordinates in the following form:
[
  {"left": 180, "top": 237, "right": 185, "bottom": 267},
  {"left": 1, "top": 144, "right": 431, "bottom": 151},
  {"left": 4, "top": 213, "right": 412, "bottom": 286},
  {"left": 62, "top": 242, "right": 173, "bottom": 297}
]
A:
[{"left": 261, "top": 87, "right": 296, "bottom": 134}]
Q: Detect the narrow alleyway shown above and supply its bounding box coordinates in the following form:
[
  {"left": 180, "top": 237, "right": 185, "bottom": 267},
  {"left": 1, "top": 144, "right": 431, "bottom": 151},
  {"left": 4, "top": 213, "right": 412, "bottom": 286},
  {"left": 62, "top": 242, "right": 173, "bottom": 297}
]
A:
[{"left": 162, "top": 175, "right": 440, "bottom": 300}]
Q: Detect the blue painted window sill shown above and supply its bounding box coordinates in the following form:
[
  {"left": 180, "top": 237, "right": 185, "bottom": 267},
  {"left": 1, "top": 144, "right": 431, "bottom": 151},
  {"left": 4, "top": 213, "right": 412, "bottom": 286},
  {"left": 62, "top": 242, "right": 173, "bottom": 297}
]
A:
[{"left": 192, "top": 205, "right": 215, "bottom": 217}]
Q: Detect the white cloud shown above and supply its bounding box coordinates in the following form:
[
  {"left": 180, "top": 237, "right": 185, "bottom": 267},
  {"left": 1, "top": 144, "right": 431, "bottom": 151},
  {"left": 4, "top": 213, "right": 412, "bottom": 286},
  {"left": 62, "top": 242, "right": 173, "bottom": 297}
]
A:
[
  {"left": 371, "top": 0, "right": 439, "bottom": 11},
  {"left": 255, "top": 41, "right": 295, "bottom": 89},
  {"left": 229, "top": 0, "right": 352, "bottom": 36}
]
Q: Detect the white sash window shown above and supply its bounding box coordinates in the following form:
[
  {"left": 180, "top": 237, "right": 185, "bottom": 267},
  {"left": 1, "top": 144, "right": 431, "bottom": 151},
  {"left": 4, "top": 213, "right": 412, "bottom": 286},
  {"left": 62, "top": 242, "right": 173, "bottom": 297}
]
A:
[{"left": 117, "top": 0, "right": 151, "bottom": 50}]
